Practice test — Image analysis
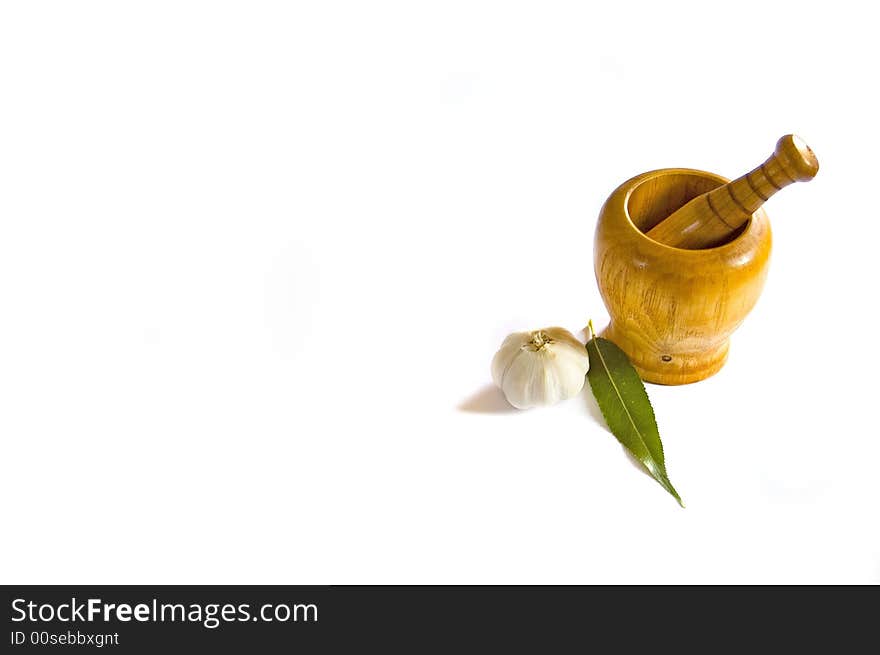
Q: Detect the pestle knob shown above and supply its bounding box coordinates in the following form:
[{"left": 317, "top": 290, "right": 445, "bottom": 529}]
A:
[{"left": 645, "top": 135, "right": 819, "bottom": 249}]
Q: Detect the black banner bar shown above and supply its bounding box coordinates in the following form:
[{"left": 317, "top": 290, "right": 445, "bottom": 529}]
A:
[{"left": 1, "top": 585, "right": 875, "bottom": 652}]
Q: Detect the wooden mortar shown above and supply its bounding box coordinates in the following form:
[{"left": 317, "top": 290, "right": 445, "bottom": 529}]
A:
[{"left": 593, "top": 168, "right": 772, "bottom": 385}]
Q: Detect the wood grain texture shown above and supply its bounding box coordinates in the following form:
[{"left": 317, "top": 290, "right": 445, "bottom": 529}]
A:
[
  {"left": 594, "top": 168, "right": 772, "bottom": 384},
  {"left": 645, "top": 135, "right": 817, "bottom": 249}
]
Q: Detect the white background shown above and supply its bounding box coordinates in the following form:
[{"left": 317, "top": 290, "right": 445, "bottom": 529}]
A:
[{"left": 2, "top": 1, "right": 878, "bottom": 584}]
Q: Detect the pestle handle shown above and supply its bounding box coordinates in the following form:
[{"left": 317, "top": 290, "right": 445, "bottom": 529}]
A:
[{"left": 645, "top": 135, "right": 819, "bottom": 249}]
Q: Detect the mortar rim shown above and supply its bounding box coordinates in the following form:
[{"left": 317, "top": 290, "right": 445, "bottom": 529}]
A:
[{"left": 621, "top": 167, "right": 760, "bottom": 254}]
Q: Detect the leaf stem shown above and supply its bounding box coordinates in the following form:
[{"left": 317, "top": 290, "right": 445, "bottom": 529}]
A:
[{"left": 587, "top": 319, "right": 596, "bottom": 340}]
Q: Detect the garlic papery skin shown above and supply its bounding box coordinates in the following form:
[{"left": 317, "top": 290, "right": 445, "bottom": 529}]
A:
[{"left": 491, "top": 327, "right": 590, "bottom": 409}]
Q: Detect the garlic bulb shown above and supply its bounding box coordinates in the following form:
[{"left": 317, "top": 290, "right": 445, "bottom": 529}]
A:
[{"left": 491, "top": 327, "right": 590, "bottom": 409}]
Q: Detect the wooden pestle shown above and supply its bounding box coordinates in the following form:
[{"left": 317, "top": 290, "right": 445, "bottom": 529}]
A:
[{"left": 645, "top": 135, "right": 819, "bottom": 249}]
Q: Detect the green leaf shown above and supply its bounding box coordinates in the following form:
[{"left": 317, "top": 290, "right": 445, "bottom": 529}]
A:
[{"left": 585, "top": 327, "right": 684, "bottom": 507}]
